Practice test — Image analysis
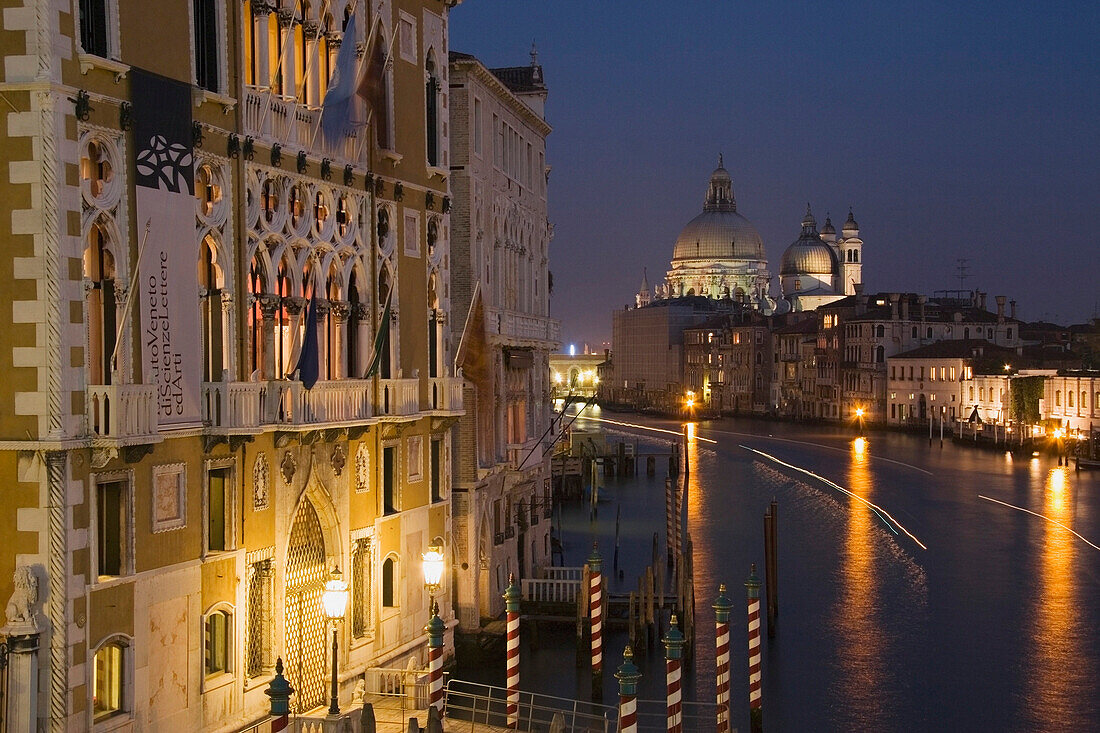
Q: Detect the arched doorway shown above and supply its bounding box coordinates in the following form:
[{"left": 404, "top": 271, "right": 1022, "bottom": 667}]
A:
[{"left": 285, "top": 500, "right": 329, "bottom": 712}]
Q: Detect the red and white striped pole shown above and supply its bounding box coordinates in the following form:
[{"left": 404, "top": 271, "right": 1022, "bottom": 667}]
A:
[
  {"left": 615, "top": 646, "right": 642, "bottom": 733},
  {"left": 588, "top": 543, "right": 603, "bottom": 693},
  {"left": 665, "top": 475, "right": 675, "bottom": 566},
  {"left": 425, "top": 601, "right": 445, "bottom": 714},
  {"left": 746, "top": 565, "right": 763, "bottom": 733},
  {"left": 714, "top": 584, "right": 733, "bottom": 732},
  {"left": 663, "top": 614, "right": 685, "bottom": 732},
  {"left": 504, "top": 574, "right": 521, "bottom": 728},
  {"left": 265, "top": 657, "right": 294, "bottom": 732}
]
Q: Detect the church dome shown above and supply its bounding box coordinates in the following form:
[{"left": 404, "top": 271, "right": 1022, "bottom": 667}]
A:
[
  {"left": 671, "top": 160, "right": 766, "bottom": 263},
  {"left": 780, "top": 207, "right": 839, "bottom": 276}
]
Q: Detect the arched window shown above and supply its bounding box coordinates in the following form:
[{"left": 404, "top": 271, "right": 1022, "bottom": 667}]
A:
[
  {"left": 347, "top": 268, "right": 365, "bottom": 376},
  {"left": 199, "top": 236, "right": 226, "bottom": 382},
  {"left": 204, "top": 607, "right": 233, "bottom": 677},
  {"left": 1068, "top": 391, "right": 1074, "bottom": 408},
  {"left": 964, "top": 327, "right": 970, "bottom": 339},
  {"left": 371, "top": 23, "right": 392, "bottom": 149},
  {"left": 875, "top": 346, "right": 885, "bottom": 363},
  {"left": 92, "top": 636, "right": 130, "bottom": 721},
  {"left": 275, "top": 257, "right": 293, "bottom": 378},
  {"left": 425, "top": 52, "right": 440, "bottom": 166},
  {"left": 84, "top": 224, "right": 117, "bottom": 386},
  {"left": 377, "top": 267, "right": 393, "bottom": 379},
  {"left": 382, "top": 556, "right": 397, "bottom": 607},
  {"left": 325, "top": 265, "right": 342, "bottom": 380},
  {"left": 1055, "top": 390, "right": 1061, "bottom": 407}
]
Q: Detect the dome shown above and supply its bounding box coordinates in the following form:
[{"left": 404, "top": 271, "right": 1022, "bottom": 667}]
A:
[
  {"left": 780, "top": 207, "right": 839, "bottom": 276},
  {"left": 671, "top": 160, "right": 766, "bottom": 262}
]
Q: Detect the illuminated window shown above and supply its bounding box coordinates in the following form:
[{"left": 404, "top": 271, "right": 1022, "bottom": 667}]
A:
[
  {"left": 1056, "top": 390, "right": 1061, "bottom": 407},
  {"left": 204, "top": 609, "right": 232, "bottom": 676},
  {"left": 382, "top": 556, "right": 398, "bottom": 607},
  {"left": 93, "top": 640, "right": 127, "bottom": 721}
]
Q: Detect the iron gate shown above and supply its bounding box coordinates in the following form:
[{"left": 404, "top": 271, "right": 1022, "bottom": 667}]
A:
[{"left": 285, "top": 501, "right": 328, "bottom": 713}]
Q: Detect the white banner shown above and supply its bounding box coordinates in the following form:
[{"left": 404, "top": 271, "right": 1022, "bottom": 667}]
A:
[{"left": 133, "top": 70, "right": 202, "bottom": 428}]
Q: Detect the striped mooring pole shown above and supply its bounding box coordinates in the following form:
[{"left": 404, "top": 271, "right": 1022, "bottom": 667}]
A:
[
  {"left": 615, "top": 646, "right": 642, "bottom": 733},
  {"left": 746, "top": 565, "right": 763, "bottom": 733},
  {"left": 714, "top": 584, "right": 733, "bottom": 733},
  {"left": 663, "top": 614, "right": 685, "bottom": 732},
  {"left": 665, "top": 475, "right": 675, "bottom": 566},
  {"left": 588, "top": 543, "right": 603, "bottom": 698},
  {"left": 265, "top": 657, "right": 294, "bottom": 732},
  {"left": 504, "top": 574, "right": 521, "bottom": 728},
  {"left": 426, "top": 601, "right": 445, "bottom": 715}
]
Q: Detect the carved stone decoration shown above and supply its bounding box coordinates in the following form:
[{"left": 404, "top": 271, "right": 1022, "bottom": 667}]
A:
[
  {"left": 4, "top": 566, "right": 39, "bottom": 630},
  {"left": 280, "top": 450, "right": 297, "bottom": 486},
  {"left": 90, "top": 447, "right": 116, "bottom": 469},
  {"left": 331, "top": 443, "right": 347, "bottom": 476},
  {"left": 355, "top": 443, "right": 370, "bottom": 493},
  {"left": 253, "top": 452, "right": 270, "bottom": 511}
]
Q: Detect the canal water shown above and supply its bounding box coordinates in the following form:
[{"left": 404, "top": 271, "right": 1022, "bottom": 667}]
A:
[{"left": 456, "top": 409, "right": 1100, "bottom": 731}]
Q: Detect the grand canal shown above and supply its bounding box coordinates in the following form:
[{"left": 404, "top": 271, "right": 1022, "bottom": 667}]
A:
[{"left": 455, "top": 408, "right": 1100, "bottom": 731}]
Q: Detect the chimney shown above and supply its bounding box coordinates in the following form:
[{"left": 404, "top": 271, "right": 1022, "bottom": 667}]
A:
[
  {"left": 996, "top": 295, "right": 1006, "bottom": 324},
  {"left": 900, "top": 295, "right": 910, "bottom": 321},
  {"left": 604, "top": 348, "right": 610, "bottom": 362},
  {"left": 889, "top": 293, "right": 900, "bottom": 320},
  {"left": 1010, "top": 300, "right": 1016, "bottom": 319},
  {"left": 978, "top": 291, "right": 987, "bottom": 310},
  {"left": 918, "top": 294, "right": 927, "bottom": 322}
]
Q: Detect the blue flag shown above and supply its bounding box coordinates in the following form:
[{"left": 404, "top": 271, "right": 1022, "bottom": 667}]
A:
[
  {"left": 298, "top": 298, "right": 320, "bottom": 389},
  {"left": 320, "top": 12, "right": 359, "bottom": 148}
]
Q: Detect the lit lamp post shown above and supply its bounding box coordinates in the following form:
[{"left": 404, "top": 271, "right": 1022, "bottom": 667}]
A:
[
  {"left": 321, "top": 566, "right": 348, "bottom": 717},
  {"left": 854, "top": 406, "right": 865, "bottom": 437},
  {"left": 422, "top": 546, "right": 446, "bottom": 714}
]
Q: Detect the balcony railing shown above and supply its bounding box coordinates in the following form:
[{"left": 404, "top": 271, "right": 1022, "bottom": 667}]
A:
[
  {"left": 202, "top": 379, "right": 373, "bottom": 430},
  {"left": 379, "top": 378, "right": 419, "bottom": 417},
  {"left": 486, "top": 308, "right": 561, "bottom": 346},
  {"left": 426, "top": 377, "right": 463, "bottom": 412},
  {"left": 243, "top": 87, "right": 368, "bottom": 166},
  {"left": 86, "top": 384, "right": 158, "bottom": 441}
]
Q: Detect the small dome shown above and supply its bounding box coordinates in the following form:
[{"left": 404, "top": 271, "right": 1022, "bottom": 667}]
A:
[
  {"left": 821, "top": 215, "right": 836, "bottom": 235},
  {"left": 843, "top": 208, "right": 859, "bottom": 233},
  {"left": 780, "top": 207, "right": 839, "bottom": 276}
]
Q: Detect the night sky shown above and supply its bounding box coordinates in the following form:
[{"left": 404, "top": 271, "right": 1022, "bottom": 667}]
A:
[{"left": 449, "top": 1, "right": 1100, "bottom": 350}]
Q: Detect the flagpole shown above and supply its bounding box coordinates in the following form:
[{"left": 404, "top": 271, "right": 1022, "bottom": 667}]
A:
[{"left": 108, "top": 218, "right": 152, "bottom": 379}]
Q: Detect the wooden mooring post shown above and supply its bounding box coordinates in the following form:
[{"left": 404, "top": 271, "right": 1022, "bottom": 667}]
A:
[{"left": 763, "top": 500, "right": 778, "bottom": 639}]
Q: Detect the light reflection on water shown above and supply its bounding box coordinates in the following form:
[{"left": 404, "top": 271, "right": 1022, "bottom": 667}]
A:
[{"left": 830, "top": 441, "right": 888, "bottom": 727}]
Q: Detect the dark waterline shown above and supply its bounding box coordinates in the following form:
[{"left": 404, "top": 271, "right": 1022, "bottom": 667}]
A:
[{"left": 455, "top": 413, "right": 1100, "bottom": 732}]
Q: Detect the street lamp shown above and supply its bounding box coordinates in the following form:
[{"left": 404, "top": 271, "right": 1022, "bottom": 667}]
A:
[
  {"left": 422, "top": 545, "right": 445, "bottom": 602},
  {"left": 321, "top": 566, "right": 348, "bottom": 716},
  {"left": 422, "top": 546, "right": 447, "bottom": 715},
  {"left": 854, "top": 406, "right": 866, "bottom": 438}
]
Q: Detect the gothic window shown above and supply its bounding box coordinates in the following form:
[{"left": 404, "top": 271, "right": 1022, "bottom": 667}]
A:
[
  {"left": 348, "top": 272, "right": 362, "bottom": 377},
  {"left": 193, "top": 0, "right": 220, "bottom": 92},
  {"left": 430, "top": 437, "right": 442, "bottom": 503},
  {"left": 84, "top": 225, "right": 117, "bottom": 386},
  {"left": 80, "top": 0, "right": 110, "bottom": 57},
  {"left": 275, "top": 257, "right": 294, "bottom": 379},
  {"left": 377, "top": 266, "right": 393, "bottom": 379},
  {"left": 199, "top": 237, "right": 226, "bottom": 382},
  {"left": 325, "top": 266, "right": 341, "bottom": 380},
  {"left": 425, "top": 53, "right": 440, "bottom": 167},
  {"left": 382, "top": 445, "right": 397, "bottom": 514},
  {"left": 248, "top": 257, "right": 267, "bottom": 378}
]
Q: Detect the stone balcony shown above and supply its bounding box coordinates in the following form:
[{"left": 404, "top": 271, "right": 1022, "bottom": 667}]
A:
[
  {"left": 486, "top": 308, "right": 561, "bottom": 348},
  {"left": 426, "top": 377, "right": 463, "bottom": 414},
  {"left": 201, "top": 379, "right": 374, "bottom": 431},
  {"left": 378, "top": 378, "right": 419, "bottom": 418},
  {"left": 242, "top": 86, "right": 368, "bottom": 167},
  {"left": 86, "top": 383, "right": 159, "bottom": 444}
]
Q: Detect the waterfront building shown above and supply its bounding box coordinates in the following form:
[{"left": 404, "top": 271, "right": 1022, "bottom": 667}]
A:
[
  {"left": 608, "top": 297, "right": 739, "bottom": 411},
  {"left": 448, "top": 50, "right": 558, "bottom": 629},
  {"left": 773, "top": 318, "right": 819, "bottom": 419},
  {"left": 1043, "top": 371, "right": 1100, "bottom": 433},
  {"left": 0, "top": 0, "right": 462, "bottom": 728}
]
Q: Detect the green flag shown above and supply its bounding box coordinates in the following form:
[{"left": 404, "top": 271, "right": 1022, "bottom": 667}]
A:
[{"left": 365, "top": 288, "right": 393, "bottom": 378}]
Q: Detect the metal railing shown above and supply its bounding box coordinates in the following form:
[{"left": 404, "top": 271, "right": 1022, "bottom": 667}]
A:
[
  {"left": 444, "top": 679, "right": 614, "bottom": 732},
  {"left": 634, "top": 698, "right": 721, "bottom": 731}
]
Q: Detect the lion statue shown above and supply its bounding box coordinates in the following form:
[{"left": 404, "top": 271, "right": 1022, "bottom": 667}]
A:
[{"left": 5, "top": 566, "right": 38, "bottom": 626}]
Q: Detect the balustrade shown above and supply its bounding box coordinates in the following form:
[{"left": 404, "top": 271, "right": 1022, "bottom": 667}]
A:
[{"left": 86, "top": 383, "right": 157, "bottom": 440}]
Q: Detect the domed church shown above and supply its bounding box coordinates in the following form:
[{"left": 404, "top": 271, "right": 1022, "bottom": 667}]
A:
[
  {"left": 657, "top": 157, "right": 774, "bottom": 309},
  {"left": 777, "top": 205, "right": 863, "bottom": 312}
]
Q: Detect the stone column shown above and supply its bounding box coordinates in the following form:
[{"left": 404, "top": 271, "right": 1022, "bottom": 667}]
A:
[
  {"left": 253, "top": 4, "right": 273, "bottom": 89},
  {"left": 259, "top": 296, "right": 280, "bottom": 380},
  {"left": 315, "top": 299, "right": 331, "bottom": 383},
  {"left": 329, "top": 301, "right": 349, "bottom": 380}
]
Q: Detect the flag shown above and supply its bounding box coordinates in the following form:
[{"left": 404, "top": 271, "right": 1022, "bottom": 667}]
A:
[
  {"left": 297, "top": 297, "right": 320, "bottom": 389},
  {"left": 365, "top": 288, "right": 393, "bottom": 378},
  {"left": 320, "top": 11, "right": 359, "bottom": 147},
  {"left": 357, "top": 22, "right": 389, "bottom": 142},
  {"left": 454, "top": 282, "right": 489, "bottom": 384}
]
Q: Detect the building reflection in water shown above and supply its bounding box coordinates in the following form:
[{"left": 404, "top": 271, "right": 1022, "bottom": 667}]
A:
[{"left": 831, "top": 439, "right": 888, "bottom": 725}]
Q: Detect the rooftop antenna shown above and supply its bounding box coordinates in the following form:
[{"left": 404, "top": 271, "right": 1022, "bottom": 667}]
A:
[
  {"left": 530, "top": 41, "right": 538, "bottom": 66},
  {"left": 956, "top": 258, "right": 970, "bottom": 291}
]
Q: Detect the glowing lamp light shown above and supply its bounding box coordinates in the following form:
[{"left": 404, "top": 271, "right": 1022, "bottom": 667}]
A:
[
  {"left": 1004, "top": 364, "right": 1012, "bottom": 372},
  {"left": 855, "top": 407, "right": 865, "bottom": 419},
  {"left": 553, "top": 371, "right": 562, "bottom": 384},
  {"left": 569, "top": 344, "right": 576, "bottom": 356},
  {"left": 321, "top": 567, "right": 348, "bottom": 621},
  {"left": 422, "top": 546, "right": 445, "bottom": 593}
]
